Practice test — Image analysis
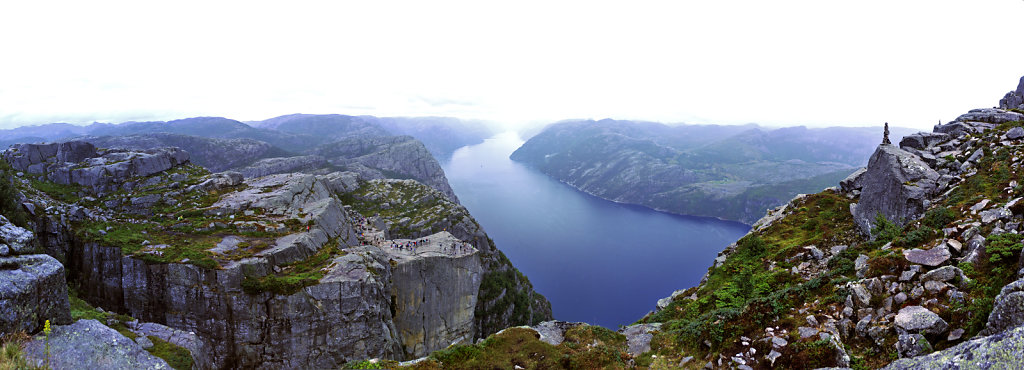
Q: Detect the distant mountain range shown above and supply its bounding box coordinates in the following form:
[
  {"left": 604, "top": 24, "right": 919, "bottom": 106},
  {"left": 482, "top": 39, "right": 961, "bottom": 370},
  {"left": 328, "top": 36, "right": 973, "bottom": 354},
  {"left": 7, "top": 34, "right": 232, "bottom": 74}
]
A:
[{"left": 511, "top": 119, "right": 917, "bottom": 224}]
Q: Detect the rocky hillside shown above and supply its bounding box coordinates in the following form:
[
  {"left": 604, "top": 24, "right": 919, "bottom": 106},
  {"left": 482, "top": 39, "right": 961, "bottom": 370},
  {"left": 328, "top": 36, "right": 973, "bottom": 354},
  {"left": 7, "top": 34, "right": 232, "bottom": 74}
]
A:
[
  {"left": 0, "top": 114, "right": 478, "bottom": 204},
  {"left": 391, "top": 82, "right": 1024, "bottom": 369},
  {"left": 81, "top": 133, "right": 293, "bottom": 172},
  {"left": 511, "top": 120, "right": 916, "bottom": 224},
  {"left": 0, "top": 140, "right": 549, "bottom": 368}
]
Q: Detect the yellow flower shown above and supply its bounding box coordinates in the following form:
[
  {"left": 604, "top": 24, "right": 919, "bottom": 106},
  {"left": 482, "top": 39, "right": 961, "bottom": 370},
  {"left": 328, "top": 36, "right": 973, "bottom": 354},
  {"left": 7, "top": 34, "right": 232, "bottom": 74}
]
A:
[{"left": 44, "top": 319, "right": 51, "bottom": 335}]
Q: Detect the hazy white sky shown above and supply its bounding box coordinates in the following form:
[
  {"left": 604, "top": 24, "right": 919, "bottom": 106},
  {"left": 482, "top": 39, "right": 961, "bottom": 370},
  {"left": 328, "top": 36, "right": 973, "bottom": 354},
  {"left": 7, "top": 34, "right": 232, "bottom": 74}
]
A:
[{"left": 1, "top": 0, "right": 1022, "bottom": 131}]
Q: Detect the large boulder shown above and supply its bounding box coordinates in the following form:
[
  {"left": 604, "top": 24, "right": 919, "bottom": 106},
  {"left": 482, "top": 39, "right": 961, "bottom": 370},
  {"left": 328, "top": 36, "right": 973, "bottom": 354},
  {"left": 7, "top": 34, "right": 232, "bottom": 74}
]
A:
[
  {"left": 840, "top": 167, "right": 867, "bottom": 193},
  {"left": 0, "top": 253, "right": 72, "bottom": 334},
  {"left": 904, "top": 245, "right": 951, "bottom": 267},
  {"left": 619, "top": 323, "right": 661, "bottom": 357},
  {"left": 999, "top": 75, "right": 1024, "bottom": 110},
  {"left": 894, "top": 306, "right": 948, "bottom": 335},
  {"left": 55, "top": 141, "right": 97, "bottom": 164},
  {"left": 979, "top": 277, "right": 1024, "bottom": 336},
  {"left": 851, "top": 144, "right": 940, "bottom": 236},
  {"left": 899, "top": 132, "right": 949, "bottom": 151},
  {"left": 22, "top": 319, "right": 171, "bottom": 369},
  {"left": 885, "top": 323, "right": 1024, "bottom": 369}
]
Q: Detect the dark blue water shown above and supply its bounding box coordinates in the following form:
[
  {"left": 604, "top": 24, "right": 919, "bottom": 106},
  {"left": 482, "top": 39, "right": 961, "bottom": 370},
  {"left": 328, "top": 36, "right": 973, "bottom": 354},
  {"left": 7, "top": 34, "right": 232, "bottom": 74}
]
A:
[{"left": 442, "top": 132, "right": 750, "bottom": 328}]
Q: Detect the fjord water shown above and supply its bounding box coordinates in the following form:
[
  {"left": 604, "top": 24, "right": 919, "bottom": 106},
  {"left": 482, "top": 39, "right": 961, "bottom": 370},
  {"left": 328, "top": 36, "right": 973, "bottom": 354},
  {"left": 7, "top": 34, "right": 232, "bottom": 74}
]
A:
[{"left": 443, "top": 132, "right": 750, "bottom": 328}]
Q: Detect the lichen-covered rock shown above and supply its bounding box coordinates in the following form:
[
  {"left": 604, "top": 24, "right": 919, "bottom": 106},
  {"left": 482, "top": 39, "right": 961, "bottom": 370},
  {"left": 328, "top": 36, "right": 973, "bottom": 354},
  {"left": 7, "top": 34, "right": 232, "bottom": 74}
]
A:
[
  {"left": 531, "top": 320, "right": 586, "bottom": 345},
  {"left": 619, "top": 323, "right": 661, "bottom": 356},
  {"left": 22, "top": 319, "right": 171, "bottom": 370},
  {"left": 980, "top": 277, "right": 1024, "bottom": 336},
  {"left": 884, "top": 322, "right": 1024, "bottom": 369},
  {"left": 894, "top": 306, "right": 948, "bottom": 335},
  {"left": 0, "top": 214, "right": 35, "bottom": 255},
  {"left": 0, "top": 253, "right": 72, "bottom": 334},
  {"left": 895, "top": 333, "right": 932, "bottom": 358},
  {"left": 851, "top": 144, "right": 940, "bottom": 236},
  {"left": 904, "top": 245, "right": 951, "bottom": 267}
]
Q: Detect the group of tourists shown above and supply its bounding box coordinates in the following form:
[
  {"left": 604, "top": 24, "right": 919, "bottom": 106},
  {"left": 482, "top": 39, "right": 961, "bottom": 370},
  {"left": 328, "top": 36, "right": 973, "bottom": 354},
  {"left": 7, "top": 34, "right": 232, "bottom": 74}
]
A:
[{"left": 348, "top": 215, "right": 476, "bottom": 257}]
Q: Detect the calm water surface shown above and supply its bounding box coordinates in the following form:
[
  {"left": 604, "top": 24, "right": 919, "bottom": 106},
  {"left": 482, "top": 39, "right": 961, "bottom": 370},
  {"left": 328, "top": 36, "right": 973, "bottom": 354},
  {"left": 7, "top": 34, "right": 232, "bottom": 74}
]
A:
[{"left": 442, "top": 132, "right": 750, "bottom": 328}]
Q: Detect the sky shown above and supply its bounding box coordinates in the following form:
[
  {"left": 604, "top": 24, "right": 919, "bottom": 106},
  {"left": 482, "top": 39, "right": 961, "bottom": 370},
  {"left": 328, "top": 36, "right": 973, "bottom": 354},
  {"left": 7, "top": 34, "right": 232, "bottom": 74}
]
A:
[{"left": 1, "top": 1, "right": 1022, "bottom": 131}]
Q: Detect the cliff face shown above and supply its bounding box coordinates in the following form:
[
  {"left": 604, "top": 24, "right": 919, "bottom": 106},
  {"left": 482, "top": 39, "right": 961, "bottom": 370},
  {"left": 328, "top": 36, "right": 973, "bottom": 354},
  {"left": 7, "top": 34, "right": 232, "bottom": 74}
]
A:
[
  {"left": 314, "top": 135, "right": 460, "bottom": 203},
  {"left": 0, "top": 140, "right": 546, "bottom": 368}
]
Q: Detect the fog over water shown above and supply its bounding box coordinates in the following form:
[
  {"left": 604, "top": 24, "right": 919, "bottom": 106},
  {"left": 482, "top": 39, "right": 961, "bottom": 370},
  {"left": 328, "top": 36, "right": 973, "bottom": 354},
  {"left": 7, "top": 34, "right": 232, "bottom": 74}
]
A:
[{"left": 442, "top": 132, "right": 750, "bottom": 328}]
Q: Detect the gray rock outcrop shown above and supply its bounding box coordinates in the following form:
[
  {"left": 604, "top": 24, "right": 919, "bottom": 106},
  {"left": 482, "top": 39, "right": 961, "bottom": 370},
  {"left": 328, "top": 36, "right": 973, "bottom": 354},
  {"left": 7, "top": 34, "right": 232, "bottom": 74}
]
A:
[
  {"left": 954, "top": 108, "right": 1024, "bottom": 125},
  {"left": 850, "top": 144, "right": 940, "bottom": 236},
  {"left": 313, "top": 135, "right": 460, "bottom": 202},
  {"left": 236, "top": 155, "right": 327, "bottom": 179},
  {"left": 0, "top": 253, "right": 72, "bottom": 334},
  {"left": 999, "top": 76, "right": 1024, "bottom": 110},
  {"left": 22, "top": 319, "right": 171, "bottom": 370},
  {"left": 530, "top": 320, "right": 586, "bottom": 345},
  {"left": 980, "top": 277, "right": 1024, "bottom": 336},
  {"left": 885, "top": 322, "right": 1024, "bottom": 369},
  {"left": 904, "top": 245, "right": 951, "bottom": 267},
  {"left": 83, "top": 133, "right": 287, "bottom": 172},
  {"left": 620, "top": 323, "right": 661, "bottom": 356},
  {"left": 894, "top": 306, "right": 948, "bottom": 335},
  {"left": 2, "top": 141, "right": 190, "bottom": 196}
]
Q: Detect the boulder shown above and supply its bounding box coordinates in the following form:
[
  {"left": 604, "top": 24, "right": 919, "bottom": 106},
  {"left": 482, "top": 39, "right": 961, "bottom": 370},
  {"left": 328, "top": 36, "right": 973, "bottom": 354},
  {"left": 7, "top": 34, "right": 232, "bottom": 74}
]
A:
[
  {"left": 919, "top": 266, "right": 968, "bottom": 284},
  {"left": 619, "top": 323, "right": 661, "bottom": 356},
  {"left": 894, "top": 306, "right": 948, "bottom": 335},
  {"left": 899, "top": 132, "right": 949, "bottom": 151},
  {"left": 904, "top": 245, "right": 951, "bottom": 267},
  {"left": 0, "top": 254, "right": 73, "bottom": 334},
  {"left": 933, "top": 122, "right": 975, "bottom": 137},
  {"left": 840, "top": 167, "right": 867, "bottom": 193},
  {"left": 954, "top": 108, "right": 1024, "bottom": 124},
  {"left": 1000, "top": 76, "right": 1024, "bottom": 110},
  {"left": 961, "top": 235, "right": 987, "bottom": 264},
  {"left": 851, "top": 145, "right": 940, "bottom": 236},
  {"left": 979, "top": 207, "right": 1012, "bottom": 224},
  {"left": 0, "top": 215, "right": 35, "bottom": 255},
  {"left": 22, "top": 319, "right": 171, "bottom": 369},
  {"left": 895, "top": 333, "right": 931, "bottom": 358},
  {"left": 885, "top": 323, "right": 1024, "bottom": 369},
  {"left": 55, "top": 141, "right": 97, "bottom": 164},
  {"left": 531, "top": 321, "right": 585, "bottom": 346},
  {"left": 1007, "top": 127, "right": 1024, "bottom": 140},
  {"left": 979, "top": 277, "right": 1024, "bottom": 335}
]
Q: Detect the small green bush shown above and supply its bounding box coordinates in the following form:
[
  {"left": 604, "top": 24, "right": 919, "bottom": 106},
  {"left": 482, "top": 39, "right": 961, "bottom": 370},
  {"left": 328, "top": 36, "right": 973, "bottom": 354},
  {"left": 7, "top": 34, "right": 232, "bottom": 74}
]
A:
[
  {"left": 922, "top": 207, "right": 955, "bottom": 229},
  {"left": 986, "top": 233, "right": 1023, "bottom": 264},
  {"left": 871, "top": 213, "right": 901, "bottom": 243}
]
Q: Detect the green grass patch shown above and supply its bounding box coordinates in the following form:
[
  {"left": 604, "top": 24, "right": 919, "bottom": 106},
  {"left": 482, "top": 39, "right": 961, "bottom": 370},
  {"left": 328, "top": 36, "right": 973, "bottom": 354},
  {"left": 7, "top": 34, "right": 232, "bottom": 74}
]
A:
[
  {"left": 74, "top": 220, "right": 221, "bottom": 269},
  {"left": 241, "top": 243, "right": 345, "bottom": 295},
  {"left": 147, "top": 336, "right": 193, "bottom": 370}
]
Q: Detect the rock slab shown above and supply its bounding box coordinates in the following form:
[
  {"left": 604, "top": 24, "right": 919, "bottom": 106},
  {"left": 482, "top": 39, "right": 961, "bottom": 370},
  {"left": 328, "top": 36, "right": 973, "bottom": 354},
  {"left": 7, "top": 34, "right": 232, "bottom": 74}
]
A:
[
  {"left": 894, "top": 306, "right": 948, "bottom": 335},
  {"left": 0, "top": 253, "right": 72, "bottom": 334},
  {"left": 23, "top": 319, "right": 171, "bottom": 370}
]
